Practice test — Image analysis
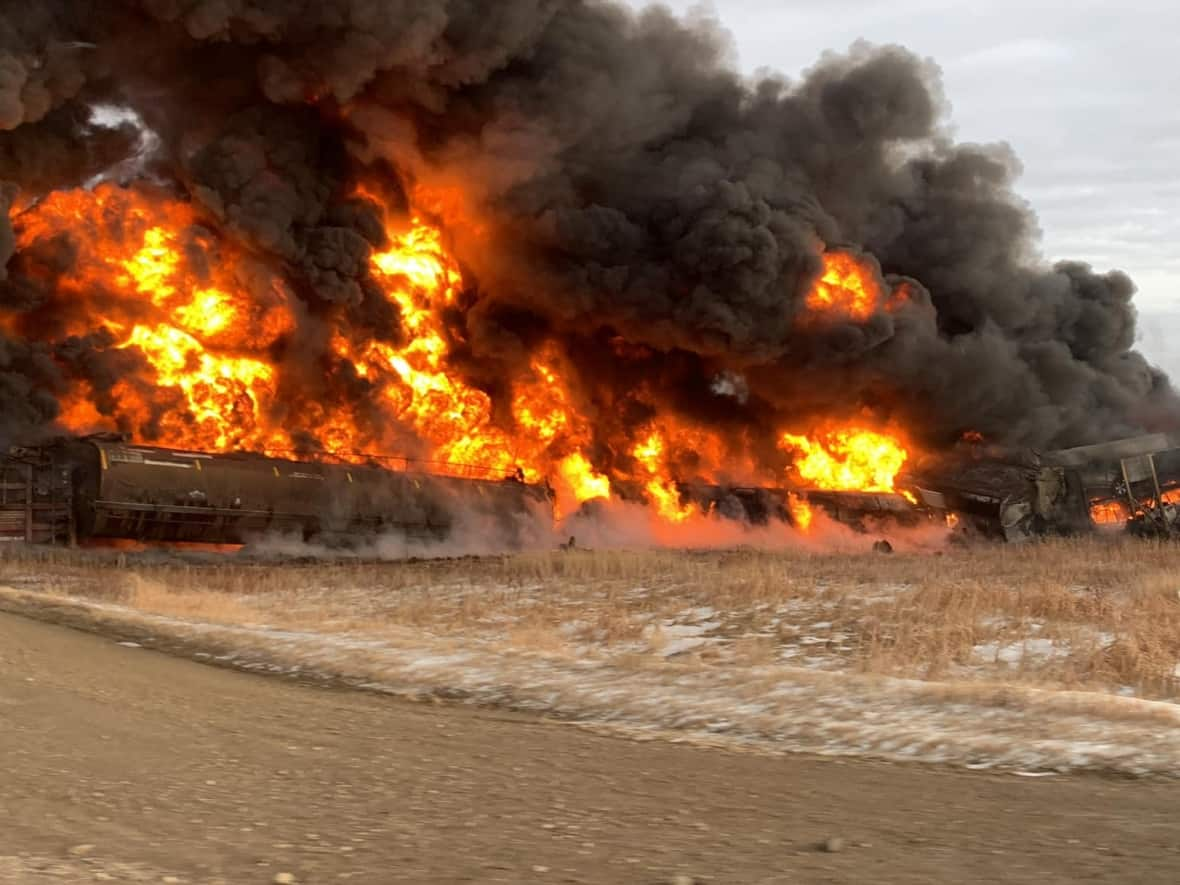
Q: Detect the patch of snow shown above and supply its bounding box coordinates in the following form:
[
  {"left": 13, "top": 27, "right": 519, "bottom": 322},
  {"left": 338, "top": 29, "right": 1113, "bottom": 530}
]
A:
[
  {"left": 660, "top": 637, "right": 711, "bottom": 657},
  {"left": 973, "top": 638, "right": 1063, "bottom": 665},
  {"left": 656, "top": 623, "right": 706, "bottom": 638},
  {"left": 649, "top": 622, "right": 718, "bottom": 657}
]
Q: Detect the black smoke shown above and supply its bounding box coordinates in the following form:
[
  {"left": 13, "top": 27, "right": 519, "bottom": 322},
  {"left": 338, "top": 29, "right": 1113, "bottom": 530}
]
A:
[{"left": 0, "top": 0, "right": 1175, "bottom": 456}]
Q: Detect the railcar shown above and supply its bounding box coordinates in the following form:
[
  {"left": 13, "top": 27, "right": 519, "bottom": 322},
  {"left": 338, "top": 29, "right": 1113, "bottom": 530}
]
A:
[{"left": 0, "top": 434, "right": 552, "bottom": 547}]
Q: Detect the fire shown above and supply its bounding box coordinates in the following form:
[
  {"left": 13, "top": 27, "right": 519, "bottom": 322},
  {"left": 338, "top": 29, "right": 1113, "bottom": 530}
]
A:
[
  {"left": 779, "top": 427, "right": 909, "bottom": 493},
  {"left": 510, "top": 346, "right": 611, "bottom": 516},
  {"left": 1089, "top": 489, "right": 1180, "bottom": 527},
  {"left": 122, "top": 324, "right": 278, "bottom": 451},
  {"left": 360, "top": 218, "right": 517, "bottom": 471},
  {"left": 803, "top": 251, "right": 912, "bottom": 323},
  {"left": 556, "top": 452, "right": 611, "bottom": 512},
  {"left": 631, "top": 429, "right": 697, "bottom": 523},
  {"left": 787, "top": 493, "right": 813, "bottom": 531},
  {"left": 12, "top": 186, "right": 295, "bottom": 453},
  {"left": 7, "top": 182, "right": 921, "bottom": 535},
  {"left": 11, "top": 184, "right": 626, "bottom": 514},
  {"left": 808, "top": 253, "right": 880, "bottom": 321},
  {"left": 1090, "top": 500, "right": 1128, "bottom": 525}
]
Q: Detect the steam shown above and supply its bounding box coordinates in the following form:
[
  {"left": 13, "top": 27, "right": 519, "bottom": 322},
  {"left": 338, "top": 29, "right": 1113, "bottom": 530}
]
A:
[
  {"left": 232, "top": 495, "right": 948, "bottom": 562},
  {"left": 0, "top": 1, "right": 1176, "bottom": 457},
  {"left": 562, "top": 496, "right": 950, "bottom": 555},
  {"left": 83, "top": 104, "right": 161, "bottom": 187}
]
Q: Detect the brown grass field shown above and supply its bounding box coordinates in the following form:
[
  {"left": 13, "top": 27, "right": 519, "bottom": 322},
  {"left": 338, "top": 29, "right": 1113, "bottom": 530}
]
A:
[{"left": 2, "top": 535, "right": 1179, "bottom": 699}]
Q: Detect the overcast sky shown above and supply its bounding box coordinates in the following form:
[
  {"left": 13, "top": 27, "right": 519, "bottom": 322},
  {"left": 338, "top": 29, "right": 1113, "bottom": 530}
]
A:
[{"left": 630, "top": 0, "right": 1180, "bottom": 377}]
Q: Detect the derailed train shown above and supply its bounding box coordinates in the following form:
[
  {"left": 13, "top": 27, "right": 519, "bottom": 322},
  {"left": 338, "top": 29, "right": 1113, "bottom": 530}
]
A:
[
  {"left": 3, "top": 430, "right": 1178, "bottom": 548},
  {"left": 668, "top": 431, "right": 1180, "bottom": 541},
  {"left": 0, "top": 434, "right": 552, "bottom": 546}
]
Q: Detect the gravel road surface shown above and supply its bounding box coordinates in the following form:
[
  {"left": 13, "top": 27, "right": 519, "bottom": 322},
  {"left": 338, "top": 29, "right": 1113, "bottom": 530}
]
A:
[{"left": 1, "top": 612, "right": 1176, "bottom": 884}]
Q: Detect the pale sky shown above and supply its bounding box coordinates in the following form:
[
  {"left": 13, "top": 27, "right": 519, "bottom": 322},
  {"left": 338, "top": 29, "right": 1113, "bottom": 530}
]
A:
[{"left": 631, "top": 0, "right": 1180, "bottom": 377}]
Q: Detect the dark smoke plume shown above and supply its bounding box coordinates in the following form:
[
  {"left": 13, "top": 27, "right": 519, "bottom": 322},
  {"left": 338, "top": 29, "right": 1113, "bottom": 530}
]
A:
[{"left": 0, "top": 0, "right": 1175, "bottom": 455}]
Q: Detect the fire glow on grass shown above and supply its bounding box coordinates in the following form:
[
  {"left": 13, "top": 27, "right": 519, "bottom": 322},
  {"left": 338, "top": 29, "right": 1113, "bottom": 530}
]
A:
[{"left": 11, "top": 184, "right": 918, "bottom": 529}]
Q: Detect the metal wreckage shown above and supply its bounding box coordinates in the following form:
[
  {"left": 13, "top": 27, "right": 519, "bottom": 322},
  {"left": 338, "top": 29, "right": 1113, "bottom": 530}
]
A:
[
  {"left": 672, "top": 432, "right": 1180, "bottom": 542},
  {"left": 906, "top": 432, "right": 1180, "bottom": 541},
  {"left": 1, "top": 431, "right": 1179, "bottom": 547}
]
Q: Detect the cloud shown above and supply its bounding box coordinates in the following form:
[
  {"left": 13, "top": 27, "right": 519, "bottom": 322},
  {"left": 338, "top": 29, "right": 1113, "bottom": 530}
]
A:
[{"left": 951, "top": 38, "right": 1072, "bottom": 70}]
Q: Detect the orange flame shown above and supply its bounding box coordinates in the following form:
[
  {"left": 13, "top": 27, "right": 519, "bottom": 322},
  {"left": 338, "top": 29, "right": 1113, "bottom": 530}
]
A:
[
  {"left": 9, "top": 184, "right": 924, "bottom": 534},
  {"left": 779, "top": 427, "right": 909, "bottom": 493},
  {"left": 13, "top": 186, "right": 295, "bottom": 453},
  {"left": 631, "top": 429, "right": 697, "bottom": 522},
  {"left": 804, "top": 252, "right": 911, "bottom": 323},
  {"left": 1090, "top": 490, "right": 1180, "bottom": 526},
  {"left": 555, "top": 452, "right": 611, "bottom": 516},
  {"left": 1090, "top": 500, "right": 1127, "bottom": 525},
  {"left": 787, "top": 492, "right": 813, "bottom": 531},
  {"left": 808, "top": 252, "right": 880, "bottom": 321}
]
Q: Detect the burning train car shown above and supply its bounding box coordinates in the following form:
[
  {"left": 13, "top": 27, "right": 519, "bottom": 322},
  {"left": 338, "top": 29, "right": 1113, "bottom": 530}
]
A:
[
  {"left": 673, "top": 481, "right": 919, "bottom": 532},
  {"left": 4, "top": 430, "right": 1180, "bottom": 549},
  {"left": 900, "top": 432, "right": 1180, "bottom": 541},
  {"left": 663, "top": 432, "right": 1180, "bottom": 542},
  {"left": 1042, "top": 434, "right": 1180, "bottom": 537},
  {"left": 0, "top": 435, "right": 552, "bottom": 547},
  {"left": 2, "top": 5, "right": 1179, "bottom": 558}
]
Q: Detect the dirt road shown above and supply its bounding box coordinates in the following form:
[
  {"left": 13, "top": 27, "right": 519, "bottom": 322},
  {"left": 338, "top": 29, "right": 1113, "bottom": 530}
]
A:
[{"left": 1, "top": 612, "right": 1177, "bottom": 884}]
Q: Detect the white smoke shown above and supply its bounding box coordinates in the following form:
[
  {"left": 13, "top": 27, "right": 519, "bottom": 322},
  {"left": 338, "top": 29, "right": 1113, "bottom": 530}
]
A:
[{"left": 83, "top": 103, "right": 162, "bottom": 188}]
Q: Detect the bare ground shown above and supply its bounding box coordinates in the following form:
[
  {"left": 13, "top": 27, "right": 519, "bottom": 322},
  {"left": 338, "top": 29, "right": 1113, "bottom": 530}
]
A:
[
  {"left": 5, "top": 541, "right": 1180, "bottom": 774},
  {"left": 2, "top": 611, "right": 1179, "bottom": 885}
]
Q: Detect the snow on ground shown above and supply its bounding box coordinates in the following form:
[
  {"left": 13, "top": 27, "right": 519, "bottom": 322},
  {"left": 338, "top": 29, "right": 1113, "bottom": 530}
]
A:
[
  {"left": 973, "top": 638, "right": 1062, "bottom": 665},
  {"left": 4, "top": 582, "right": 1180, "bottom": 777}
]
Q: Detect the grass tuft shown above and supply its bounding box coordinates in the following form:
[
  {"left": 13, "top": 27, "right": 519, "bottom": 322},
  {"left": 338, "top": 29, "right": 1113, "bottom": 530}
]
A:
[{"left": 3, "top": 537, "right": 1180, "bottom": 697}]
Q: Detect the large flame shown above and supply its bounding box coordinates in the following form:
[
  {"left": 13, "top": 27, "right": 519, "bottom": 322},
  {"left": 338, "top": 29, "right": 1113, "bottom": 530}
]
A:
[
  {"left": 778, "top": 427, "right": 909, "bottom": 492},
  {"left": 15, "top": 186, "right": 295, "bottom": 452},
  {"left": 8, "top": 183, "right": 917, "bottom": 532},
  {"left": 808, "top": 253, "right": 879, "bottom": 321},
  {"left": 630, "top": 429, "right": 697, "bottom": 523},
  {"left": 805, "top": 252, "right": 909, "bottom": 322}
]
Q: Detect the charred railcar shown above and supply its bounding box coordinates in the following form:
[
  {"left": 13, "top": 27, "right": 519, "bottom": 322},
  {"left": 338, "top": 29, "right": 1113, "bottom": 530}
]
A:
[
  {"left": 667, "top": 431, "right": 1180, "bottom": 540},
  {"left": 905, "top": 432, "right": 1180, "bottom": 541},
  {"left": 0, "top": 435, "right": 552, "bottom": 547},
  {"left": 673, "top": 481, "right": 919, "bottom": 530}
]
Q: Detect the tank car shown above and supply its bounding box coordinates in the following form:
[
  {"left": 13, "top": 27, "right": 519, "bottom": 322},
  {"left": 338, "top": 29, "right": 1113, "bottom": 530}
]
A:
[{"left": 0, "top": 434, "right": 553, "bottom": 547}]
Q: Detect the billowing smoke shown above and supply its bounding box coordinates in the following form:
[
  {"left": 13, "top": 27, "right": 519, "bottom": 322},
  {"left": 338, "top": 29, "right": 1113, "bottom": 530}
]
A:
[{"left": 1, "top": 0, "right": 1175, "bottom": 460}]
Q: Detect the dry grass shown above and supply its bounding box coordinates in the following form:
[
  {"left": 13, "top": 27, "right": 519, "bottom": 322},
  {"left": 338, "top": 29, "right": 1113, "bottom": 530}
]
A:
[{"left": 2, "top": 538, "right": 1180, "bottom": 698}]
